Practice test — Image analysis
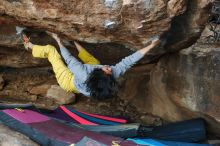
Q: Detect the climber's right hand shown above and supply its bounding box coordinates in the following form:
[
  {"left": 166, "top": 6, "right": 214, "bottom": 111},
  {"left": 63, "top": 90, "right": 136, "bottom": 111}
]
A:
[
  {"left": 47, "top": 31, "right": 60, "bottom": 42},
  {"left": 151, "top": 38, "right": 161, "bottom": 47}
]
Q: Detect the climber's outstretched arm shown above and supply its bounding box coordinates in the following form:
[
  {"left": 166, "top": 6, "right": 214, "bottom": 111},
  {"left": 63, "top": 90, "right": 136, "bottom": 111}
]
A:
[
  {"left": 74, "top": 41, "right": 84, "bottom": 52},
  {"left": 138, "top": 38, "right": 160, "bottom": 55},
  {"left": 112, "top": 38, "right": 160, "bottom": 78}
]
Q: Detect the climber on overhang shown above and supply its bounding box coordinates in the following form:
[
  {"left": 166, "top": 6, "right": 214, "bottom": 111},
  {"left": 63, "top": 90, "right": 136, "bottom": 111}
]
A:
[{"left": 21, "top": 32, "right": 160, "bottom": 100}]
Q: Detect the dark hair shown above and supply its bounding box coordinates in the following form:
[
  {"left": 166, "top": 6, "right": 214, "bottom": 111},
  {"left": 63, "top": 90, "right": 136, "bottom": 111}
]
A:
[{"left": 86, "top": 68, "right": 118, "bottom": 100}]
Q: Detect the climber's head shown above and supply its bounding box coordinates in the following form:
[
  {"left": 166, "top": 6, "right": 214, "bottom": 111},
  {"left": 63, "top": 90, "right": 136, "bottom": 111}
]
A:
[{"left": 86, "top": 68, "right": 118, "bottom": 100}]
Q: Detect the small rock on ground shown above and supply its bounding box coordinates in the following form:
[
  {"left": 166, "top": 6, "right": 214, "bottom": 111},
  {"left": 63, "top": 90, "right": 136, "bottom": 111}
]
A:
[{"left": 47, "top": 85, "right": 76, "bottom": 104}]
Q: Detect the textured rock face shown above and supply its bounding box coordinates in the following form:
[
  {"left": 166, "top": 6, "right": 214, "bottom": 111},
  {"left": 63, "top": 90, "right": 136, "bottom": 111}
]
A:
[
  {"left": 0, "top": 0, "right": 210, "bottom": 49},
  {"left": 148, "top": 42, "right": 220, "bottom": 135},
  {"left": 0, "top": 75, "right": 4, "bottom": 90},
  {"left": 0, "top": 124, "right": 39, "bottom": 146},
  {"left": 167, "top": 0, "right": 187, "bottom": 17}
]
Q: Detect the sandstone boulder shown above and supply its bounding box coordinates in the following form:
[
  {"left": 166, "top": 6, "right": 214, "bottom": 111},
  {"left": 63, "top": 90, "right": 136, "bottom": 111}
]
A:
[
  {"left": 0, "top": 0, "right": 211, "bottom": 50},
  {"left": 148, "top": 42, "right": 220, "bottom": 135},
  {"left": 0, "top": 0, "right": 219, "bottom": 138}
]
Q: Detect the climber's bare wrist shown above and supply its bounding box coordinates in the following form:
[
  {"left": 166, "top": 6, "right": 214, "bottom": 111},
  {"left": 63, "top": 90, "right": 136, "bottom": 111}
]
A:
[
  {"left": 47, "top": 32, "right": 63, "bottom": 47},
  {"left": 139, "top": 44, "right": 154, "bottom": 55},
  {"left": 74, "top": 41, "right": 84, "bottom": 52}
]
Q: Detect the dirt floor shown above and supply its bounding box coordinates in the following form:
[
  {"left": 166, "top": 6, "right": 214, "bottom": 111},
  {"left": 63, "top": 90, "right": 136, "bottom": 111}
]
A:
[{"left": 0, "top": 66, "right": 163, "bottom": 127}]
